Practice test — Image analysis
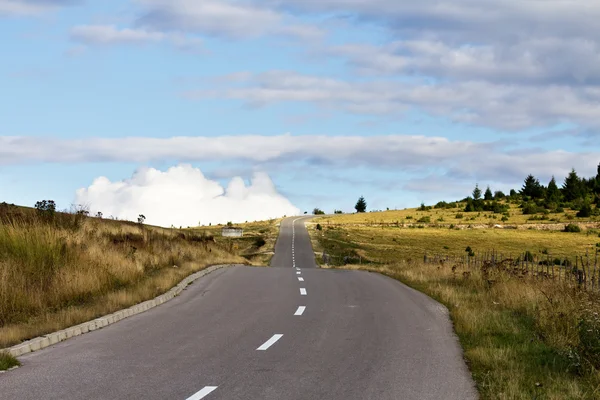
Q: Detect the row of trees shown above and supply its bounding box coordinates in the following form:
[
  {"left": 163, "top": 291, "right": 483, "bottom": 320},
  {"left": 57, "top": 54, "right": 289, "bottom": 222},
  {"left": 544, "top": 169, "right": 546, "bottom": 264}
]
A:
[{"left": 465, "top": 163, "right": 600, "bottom": 214}]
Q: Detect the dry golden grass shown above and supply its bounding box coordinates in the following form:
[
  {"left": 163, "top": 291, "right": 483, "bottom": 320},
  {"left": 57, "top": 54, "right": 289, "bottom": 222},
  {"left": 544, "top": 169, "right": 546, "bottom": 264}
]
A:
[
  {"left": 311, "top": 212, "right": 600, "bottom": 399},
  {"left": 317, "top": 202, "right": 599, "bottom": 227},
  {"left": 0, "top": 215, "right": 244, "bottom": 349},
  {"left": 186, "top": 218, "right": 282, "bottom": 266},
  {"left": 312, "top": 224, "right": 600, "bottom": 262}
]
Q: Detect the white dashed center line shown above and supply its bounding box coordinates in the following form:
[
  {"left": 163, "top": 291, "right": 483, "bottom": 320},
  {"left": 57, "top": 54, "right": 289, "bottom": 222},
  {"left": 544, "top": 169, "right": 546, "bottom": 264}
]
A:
[
  {"left": 296, "top": 271, "right": 301, "bottom": 275},
  {"left": 294, "top": 306, "right": 306, "bottom": 316},
  {"left": 300, "top": 288, "right": 307, "bottom": 295},
  {"left": 186, "top": 386, "right": 218, "bottom": 400},
  {"left": 298, "top": 277, "right": 304, "bottom": 282},
  {"left": 257, "top": 334, "right": 284, "bottom": 351}
]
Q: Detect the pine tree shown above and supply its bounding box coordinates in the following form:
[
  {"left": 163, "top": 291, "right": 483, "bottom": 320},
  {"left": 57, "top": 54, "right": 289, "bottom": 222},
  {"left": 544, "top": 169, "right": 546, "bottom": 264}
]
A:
[
  {"left": 562, "top": 169, "right": 583, "bottom": 201},
  {"left": 472, "top": 184, "right": 482, "bottom": 200},
  {"left": 520, "top": 174, "right": 544, "bottom": 198},
  {"left": 484, "top": 186, "right": 493, "bottom": 201},
  {"left": 355, "top": 196, "right": 367, "bottom": 213},
  {"left": 546, "top": 176, "right": 561, "bottom": 202}
]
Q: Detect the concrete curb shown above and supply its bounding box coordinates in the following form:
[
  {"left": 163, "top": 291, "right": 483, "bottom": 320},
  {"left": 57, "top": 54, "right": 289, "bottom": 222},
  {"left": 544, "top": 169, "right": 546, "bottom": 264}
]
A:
[{"left": 2, "top": 264, "right": 236, "bottom": 359}]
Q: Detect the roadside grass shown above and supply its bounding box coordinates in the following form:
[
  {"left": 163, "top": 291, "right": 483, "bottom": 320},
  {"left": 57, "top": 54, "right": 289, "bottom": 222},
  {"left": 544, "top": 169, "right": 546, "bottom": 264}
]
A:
[
  {"left": 187, "top": 219, "right": 282, "bottom": 266},
  {"left": 0, "top": 212, "right": 244, "bottom": 350},
  {"left": 0, "top": 351, "right": 20, "bottom": 370},
  {"left": 317, "top": 201, "right": 599, "bottom": 227},
  {"left": 310, "top": 218, "right": 600, "bottom": 399}
]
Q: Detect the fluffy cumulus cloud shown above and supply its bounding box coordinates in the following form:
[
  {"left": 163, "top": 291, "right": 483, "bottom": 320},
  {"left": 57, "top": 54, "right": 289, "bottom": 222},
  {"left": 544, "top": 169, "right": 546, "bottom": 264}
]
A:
[{"left": 75, "top": 164, "right": 300, "bottom": 227}]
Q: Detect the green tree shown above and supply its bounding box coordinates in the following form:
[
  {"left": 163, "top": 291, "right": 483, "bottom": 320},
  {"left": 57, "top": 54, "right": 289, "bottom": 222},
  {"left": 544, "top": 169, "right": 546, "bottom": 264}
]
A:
[
  {"left": 546, "top": 176, "right": 560, "bottom": 202},
  {"left": 563, "top": 169, "right": 583, "bottom": 201},
  {"left": 34, "top": 200, "right": 56, "bottom": 220},
  {"left": 355, "top": 196, "right": 367, "bottom": 213},
  {"left": 472, "top": 184, "right": 482, "bottom": 200},
  {"left": 494, "top": 191, "right": 506, "bottom": 199},
  {"left": 484, "top": 186, "right": 493, "bottom": 201},
  {"left": 595, "top": 163, "right": 600, "bottom": 194},
  {"left": 520, "top": 174, "right": 544, "bottom": 198}
]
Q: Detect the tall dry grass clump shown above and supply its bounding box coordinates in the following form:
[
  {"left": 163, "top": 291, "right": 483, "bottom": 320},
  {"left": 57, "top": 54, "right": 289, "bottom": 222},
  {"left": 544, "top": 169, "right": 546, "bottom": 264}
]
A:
[{"left": 0, "top": 207, "right": 244, "bottom": 348}]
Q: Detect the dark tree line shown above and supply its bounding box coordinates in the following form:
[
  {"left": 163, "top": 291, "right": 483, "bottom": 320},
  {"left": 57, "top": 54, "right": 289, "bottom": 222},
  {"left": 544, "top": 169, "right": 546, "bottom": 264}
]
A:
[{"left": 464, "top": 163, "right": 600, "bottom": 216}]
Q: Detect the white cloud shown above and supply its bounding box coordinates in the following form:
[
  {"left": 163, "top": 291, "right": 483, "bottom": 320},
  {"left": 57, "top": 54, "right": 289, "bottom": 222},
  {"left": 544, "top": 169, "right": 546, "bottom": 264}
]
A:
[
  {"left": 69, "top": 25, "right": 204, "bottom": 51},
  {"left": 75, "top": 164, "right": 300, "bottom": 227},
  {"left": 135, "top": 0, "right": 324, "bottom": 40},
  {"left": 2, "top": 135, "right": 599, "bottom": 185},
  {"left": 0, "top": 0, "right": 76, "bottom": 16},
  {"left": 189, "top": 71, "right": 600, "bottom": 131},
  {"left": 70, "top": 25, "right": 166, "bottom": 45}
]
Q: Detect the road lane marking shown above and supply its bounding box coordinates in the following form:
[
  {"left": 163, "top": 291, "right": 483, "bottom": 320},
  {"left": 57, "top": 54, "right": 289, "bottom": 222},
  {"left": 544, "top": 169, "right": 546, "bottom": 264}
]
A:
[
  {"left": 294, "top": 306, "right": 306, "bottom": 316},
  {"left": 257, "top": 334, "right": 284, "bottom": 351},
  {"left": 186, "top": 386, "right": 218, "bottom": 400},
  {"left": 298, "top": 277, "right": 304, "bottom": 282},
  {"left": 300, "top": 288, "right": 307, "bottom": 295},
  {"left": 296, "top": 271, "right": 301, "bottom": 274}
]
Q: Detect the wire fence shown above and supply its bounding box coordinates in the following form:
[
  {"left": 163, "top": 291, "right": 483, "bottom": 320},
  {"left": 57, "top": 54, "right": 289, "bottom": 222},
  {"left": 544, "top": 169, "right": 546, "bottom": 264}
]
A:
[{"left": 423, "top": 248, "right": 600, "bottom": 291}]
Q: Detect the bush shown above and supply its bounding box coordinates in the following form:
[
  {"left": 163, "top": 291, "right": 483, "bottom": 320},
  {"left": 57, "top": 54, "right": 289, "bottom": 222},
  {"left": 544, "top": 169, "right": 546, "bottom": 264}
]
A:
[
  {"left": 501, "top": 216, "right": 509, "bottom": 222},
  {"left": 524, "top": 250, "right": 534, "bottom": 262},
  {"left": 316, "top": 223, "right": 322, "bottom": 231},
  {"left": 564, "top": 223, "right": 582, "bottom": 233},
  {"left": 254, "top": 237, "right": 266, "bottom": 248},
  {"left": 465, "top": 246, "right": 475, "bottom": 257},
  {"left": 419, "top": 203, "right": 432, "bottom": 211},
  {"left": 333, "top": 210, "right": 343, "bottom": 214},
  {"left": 405, "top": 215, "right": 413, "bottom": 220},
  {"left": 417, "top": 216, "right": 431, "bottom": 223},
  {"left": 313, "top": 208, "right": 325, "bottom": 215},
  {"left": 577, "top": 204, "right": 592, "bottom": 218},
  {"left": 455, "top": 213, "right": 464, "bottom": 219}
]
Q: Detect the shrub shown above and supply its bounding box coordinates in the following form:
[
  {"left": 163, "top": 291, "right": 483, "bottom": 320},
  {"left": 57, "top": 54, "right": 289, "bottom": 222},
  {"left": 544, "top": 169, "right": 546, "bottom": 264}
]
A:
[
  {"left": 577, "top": 203, "right": 592, "bottom": 218},
  {"left": 405, "top": 215, "right": 413, "bottom": 220},
  {"left": 564, "top": 223, "right": 581, "bottom": 233},
  {"left": 313, "top": 208, "right": 325, "bottom": 215},
  {"left": 524, "top": 250, "right": 534, "bottom": 262},
  {"left": 419, "top": 203, "right": 432, "bottom": 211},
  {"left": 254, "top": 237, "right": 266, "bottom": 248},
  {"left": 417, "top": 216, "right": 431, "bottom": 223},
  {"left": 333, "top": 210, "right": 343, "bottom": 214},
  {"left": 455, "top": 213, "right": 464, "bottom": 219},
  {"left": 316, "top": 223, "right": 322, "bottom": 231},
  {"left": 501, "top": 216, "right": 509, "bottom": 222},
  {"left": 434, "top": 201, "right": 448, "bottom": 209}
]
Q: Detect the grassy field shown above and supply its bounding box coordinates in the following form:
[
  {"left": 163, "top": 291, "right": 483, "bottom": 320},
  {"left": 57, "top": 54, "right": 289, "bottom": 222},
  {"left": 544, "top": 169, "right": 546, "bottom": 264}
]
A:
[
  {"left": 0, "top": 203, "right": 246, "bottom": 353},
  {"left": 317, "top": 201, "right": 599, "bottom": 227},
  {"left": 310, "top": 211, "right": 600, "bottom": 399},
  {"left": 312, "top": 225, "right": 600, "bottom": 264}
]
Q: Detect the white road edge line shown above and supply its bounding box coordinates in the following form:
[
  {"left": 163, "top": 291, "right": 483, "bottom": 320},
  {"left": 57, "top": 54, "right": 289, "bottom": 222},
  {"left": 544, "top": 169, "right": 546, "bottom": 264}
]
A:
[
  {"left": 257, "top": 334, "right": 284, "bottom": 351},
  {"left": 300, "top": 288, "right": 307, "bottom": 295},
  {"left": 186, "top": 386, "right": 218, "bottom": 400},
  {"left": 294, "top": 306, "right": 306, "bottom": 316},
  {"left": 298, "top": 277, "right": 304, "bottom": 282}
]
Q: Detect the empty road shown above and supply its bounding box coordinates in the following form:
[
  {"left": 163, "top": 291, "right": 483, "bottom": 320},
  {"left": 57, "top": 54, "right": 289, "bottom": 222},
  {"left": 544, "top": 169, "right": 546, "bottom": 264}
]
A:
[{"left": 0, "top": 216, "right": 476, "bottom": 399}]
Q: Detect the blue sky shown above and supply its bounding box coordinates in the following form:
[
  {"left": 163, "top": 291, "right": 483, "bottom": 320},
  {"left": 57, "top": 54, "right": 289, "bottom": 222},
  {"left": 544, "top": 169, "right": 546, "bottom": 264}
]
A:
[{"left": 1, "top": 0, "right": 599, "bottom": 226}]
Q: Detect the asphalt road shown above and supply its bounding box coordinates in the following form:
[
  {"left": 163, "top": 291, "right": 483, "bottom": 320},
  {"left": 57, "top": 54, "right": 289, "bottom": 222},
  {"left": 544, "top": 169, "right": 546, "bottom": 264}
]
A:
[{"left": 0, "top": 216, "right": 477, "bottom": 400}]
